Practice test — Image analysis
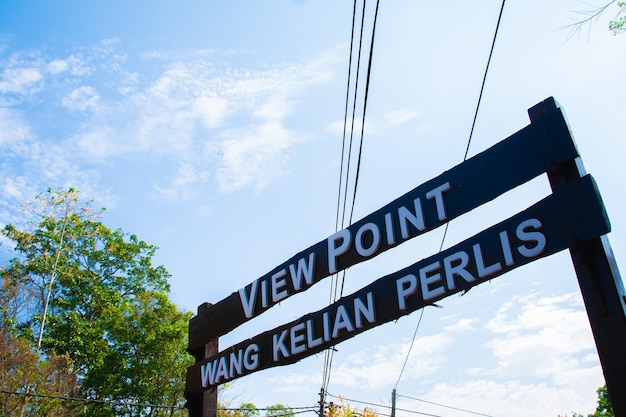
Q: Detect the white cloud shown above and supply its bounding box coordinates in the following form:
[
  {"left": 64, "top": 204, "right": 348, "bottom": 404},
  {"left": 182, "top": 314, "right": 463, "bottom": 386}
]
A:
[
  {"left": 47, "top": 59, "right": 69, "bottom": 74},
  {"left": 154, "top": 164, "right": 211, "bottom": 201},
  {"left": 194, "top": 95, "right": 231, "bottom": 129},
  {"left": 0, "top": 107, "right": 31, "bottom": 146},
  {"left": 483, "top": 291, "right": 599, "bottom": 384},
  {"left": 330, "top": 334, "right": 452, "bottom": 390},
  {"left": 327, "top": 118, "right": 364, "bottom": 135},
  {"left": 412, "top": 379, "right": 598, "bottom": 417},
  {"left": 0, "top": 176, "right": 30, "bottom": 202},
  {"left": 71, "top": 126, "right": 124, "bottom": 162},
  {"left": 0, "top": 67, "right": 42, "bottom": 94},
  {"left": 62, "top": 86, "right": 100, "bottom": 111},
  {"left": 0, "top": 41, "right": 341, "bottom": 203},
  {"left": 215, "top": 121, "right": 298, "bottom": 192},
  {"left": 384, "top": 108, "right": 421, "bottom": 127},
  {"left": 443, "top": 317, "right": 477, "bottom": 332}
]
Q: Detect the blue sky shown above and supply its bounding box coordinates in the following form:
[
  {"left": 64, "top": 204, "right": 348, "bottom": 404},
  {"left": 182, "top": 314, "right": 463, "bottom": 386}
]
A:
[{"left": 1, "top": 1, "right": 625, "bottom": 416}]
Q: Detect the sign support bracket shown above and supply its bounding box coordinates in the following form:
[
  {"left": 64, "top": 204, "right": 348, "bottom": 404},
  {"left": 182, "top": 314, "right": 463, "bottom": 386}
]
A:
[
  {"left": 529, "top": 97, "right": 626, "bottom": 416},
  {"left": 185, "top": 302, "right": 219, "bottom": 417}
]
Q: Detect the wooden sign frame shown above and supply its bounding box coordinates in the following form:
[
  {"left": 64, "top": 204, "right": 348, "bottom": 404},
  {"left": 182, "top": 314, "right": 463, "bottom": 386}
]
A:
[{"left": 185, "top": 98, "right": 626, "bottom": 417}]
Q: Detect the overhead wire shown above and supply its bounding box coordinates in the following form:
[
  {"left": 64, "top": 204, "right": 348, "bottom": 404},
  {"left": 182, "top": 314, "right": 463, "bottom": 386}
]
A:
[
  {"left": 1, "top": 388, "right": 319, "bottom": 416},
  {"left": 324, "top": 0, "right": 360, "bottom": 395},
  {"left": 325, "top": 392, "right": 441, "bottom": 417},
  {"left": 438, "top": 0, "right": 507, "bottom": 253},
  {"left": 395, "top": 394, "right": 494, "bottom": 417},
  {"left": 323, "top": 0, "right": 381, "bottom": 396},
  {"left": 393, "top": 0, "right": 507, "bottom": 395}
]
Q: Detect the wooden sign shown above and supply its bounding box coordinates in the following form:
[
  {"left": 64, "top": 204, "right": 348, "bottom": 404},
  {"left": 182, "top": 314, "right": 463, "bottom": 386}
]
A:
[
  {"left": 186, "top": 98, "right": 626, "bottom": 417},
  {"left": 185, "top": 175, "right": 609, "bottom": 392},
  {"left": 188, "top": 108, "right": 578, "bottom": 351}
]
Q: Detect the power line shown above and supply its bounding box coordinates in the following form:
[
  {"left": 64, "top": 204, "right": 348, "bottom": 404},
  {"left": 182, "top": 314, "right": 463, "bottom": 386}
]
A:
[
  {"left": 463, "top": 0, "right": 507, "bottom": 162},
  {"left": 396, "top": 394, "right": 493, "bottom": 417},
  {"left": 2, "top": 388, "right": 318, "bottom": 415},
  {"left": 324, "top": 0, "right": 381, "bottom": 395},
  {"left": 394, "top": 0, "right": 507, "bottom": 397},
  {"left": 325, "top": 392, "right": 441, "bottom": 417},
  {"left": 0, "top": 388, "right": 182, "bottom": 410},
  {"left": 438, "top": 0, "right": 506, "bottom": 252},
  {"left": 325, "top": 0, "right": 363, "bottom": 396},
  {"left": 393, "top": 308, "right": 424, "bottom": 390}
]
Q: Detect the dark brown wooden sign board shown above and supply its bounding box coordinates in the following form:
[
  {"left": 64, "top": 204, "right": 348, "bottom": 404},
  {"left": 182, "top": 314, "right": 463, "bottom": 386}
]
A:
[
  {"left": 188, "top": 106, "right": 579, "bottom": 351},
  {"left": 185, "top": 98, "right": 626, "bottom": 417}
]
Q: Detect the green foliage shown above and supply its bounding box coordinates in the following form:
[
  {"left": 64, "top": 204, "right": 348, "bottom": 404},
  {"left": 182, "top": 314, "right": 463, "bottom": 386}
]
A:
[
  {"left": 609, "top": 2, "right": 626, "bottom": 34},
  {"left": 588, "top": 385, "right": 614, "bottom": 417},
  {"left": 327, "top": 397, "right": 377, "bottom": 417},
  {"left": 1, "top": 188, "right": 193, "bottom": 416},
  {"left": 266, "top": 403, "right": 295, "bottom": 417},
  {"left": 0, "top": 330, "right": 78, "bottom": 416},
  {"left": 218, "top": 402, "right": 294, "bottom": 417}
]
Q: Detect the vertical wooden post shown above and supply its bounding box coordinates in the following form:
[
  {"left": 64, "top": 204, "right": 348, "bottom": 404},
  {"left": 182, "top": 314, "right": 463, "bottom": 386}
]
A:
[
  {"left": 390, "top": 389, "right": 396, "bottom": 417},
  {"left": 529, "top": 97, "right": 626, "bottom": 417},
  {"left": 185, "top": 302, "right": 219, "bottom": 417}
]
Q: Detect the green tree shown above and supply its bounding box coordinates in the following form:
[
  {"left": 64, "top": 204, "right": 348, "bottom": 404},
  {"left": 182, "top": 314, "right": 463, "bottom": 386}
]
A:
[
  {"left": 588, "top": 385, "right": 614, "bottom": 417},
  {"left": 218, "top": 402, "right": 295, "bottom": 417},
  {"left": 0, "top": 329, "right": 78, "bottom": 417},
  {"left": 266, "top": 403, "right": 294, "bottom": 417},
  {"left": 1, "top": 188, "right": 193, "bottom": 416}
]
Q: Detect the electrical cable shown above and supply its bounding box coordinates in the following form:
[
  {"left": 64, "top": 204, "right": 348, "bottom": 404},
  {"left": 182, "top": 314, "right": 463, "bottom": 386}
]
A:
[
  {"left": 393, "top": 308, "right": 424, "bottom": 390},
  {"left": 324, "top": 0, "right": 368, "bottom": 394},
  {"left": 0, "top": 388, "right": 182, "bottom": 410},
  {"left": 325, "top": 392, "right": 441, "bottom": 417},
  {"left": 347, "top": 0, "right": 380, "bottom": 227},
  {"left": 1, "top": 388, "right": 319, "bottom": 415},
  {"left": 323, "top": 0, "right": 381, "bottom": 396},
  {"left": 393, "top": 0, "right": 507, "bottom": 398},
  {"left": 437, "top": 0, "right": 506, "bottom": 253},
  {"left": 323, "top": 0, "right": 360, "bottom": 394},
  {"left": 396, "top": 394, "right": 494, "bottom": 417}
]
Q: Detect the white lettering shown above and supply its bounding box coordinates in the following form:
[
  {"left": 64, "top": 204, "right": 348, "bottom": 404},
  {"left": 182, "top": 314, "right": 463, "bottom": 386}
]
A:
[
  {"left": 200, "top": 361, "right": 216, "bottom": 387},
  {"left": 398, "top": 198, "right": 425, "bottom": 239},
  {"left": 355, "top": 223, "right": 381, "bottom": 257},
  {"left": 516, "top": 218, "right": 547, "bottom": 258},
  {"left": 306, "top": 319, "right": 323, "bottom": 348},
  {"left": 289, "top": 252, "right": 316, "bottom": 290},
  {"left": 290, "top": 322, "right": 307, "bottom": 355},
  {"left": 396, "top": 274, "right": 418, "bottom": 310},
  {"left": 271, "top": 269, "right": 288, "bottom": 302},
  {"left": 426, "top": 182, "right": 452, "bottom": 221},
  {"left": 229, "top": 350, "right": 242, "bottom": 378},
  {"left": 328, "top": 229, "right": 352, "bottom": 273},
  {"left": 323, "top": 312, "right": 331, "bottom": 341},
  {"left": 443, "top": 251, "right": 474, "bottom": 290},
  {"left": 215, "top": 356, "right": 228, "bottom": 383},
  {"left": 473, "top": 243, "right": 502, "bottom": 278},
  {"left": 238, "top": 281, "right": 258, "bottom": 319},
  {"left": 384, "top": 212, "right": 396, "bottom": 245},
  {"left": 332, "top": 305, "right": 354, "bottom": 338},
  {"left": 244, "top": 344, "right": 260, "bottom": 370},
  {"left": 499, "top": 230, "right": 515, "bottom": 266},
  {"left": 273, "top": 330, "right": 289, "bottom": 361},
  {"left": 261, "top": 279, "right": 269, "bottom": 308},
  {"left": 354, "top": 292, "right": 376, "bottom": 328},
  {"left": 420, "top": 261, "right": 444, "bottom": 301}
]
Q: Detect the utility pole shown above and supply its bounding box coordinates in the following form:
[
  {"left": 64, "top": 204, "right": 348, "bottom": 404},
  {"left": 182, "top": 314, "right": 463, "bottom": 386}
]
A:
[
  {"left": 318, "top": 388, "right": 325, "bottom": 417},
  {"left": 390, "top": 389, "right": 396, "bottom": 417}
]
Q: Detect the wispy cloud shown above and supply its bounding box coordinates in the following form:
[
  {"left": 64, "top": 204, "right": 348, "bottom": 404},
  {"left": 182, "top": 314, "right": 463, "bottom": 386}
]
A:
[{"left": 0, "top": 39, "right": 341, "bottom": 203}]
